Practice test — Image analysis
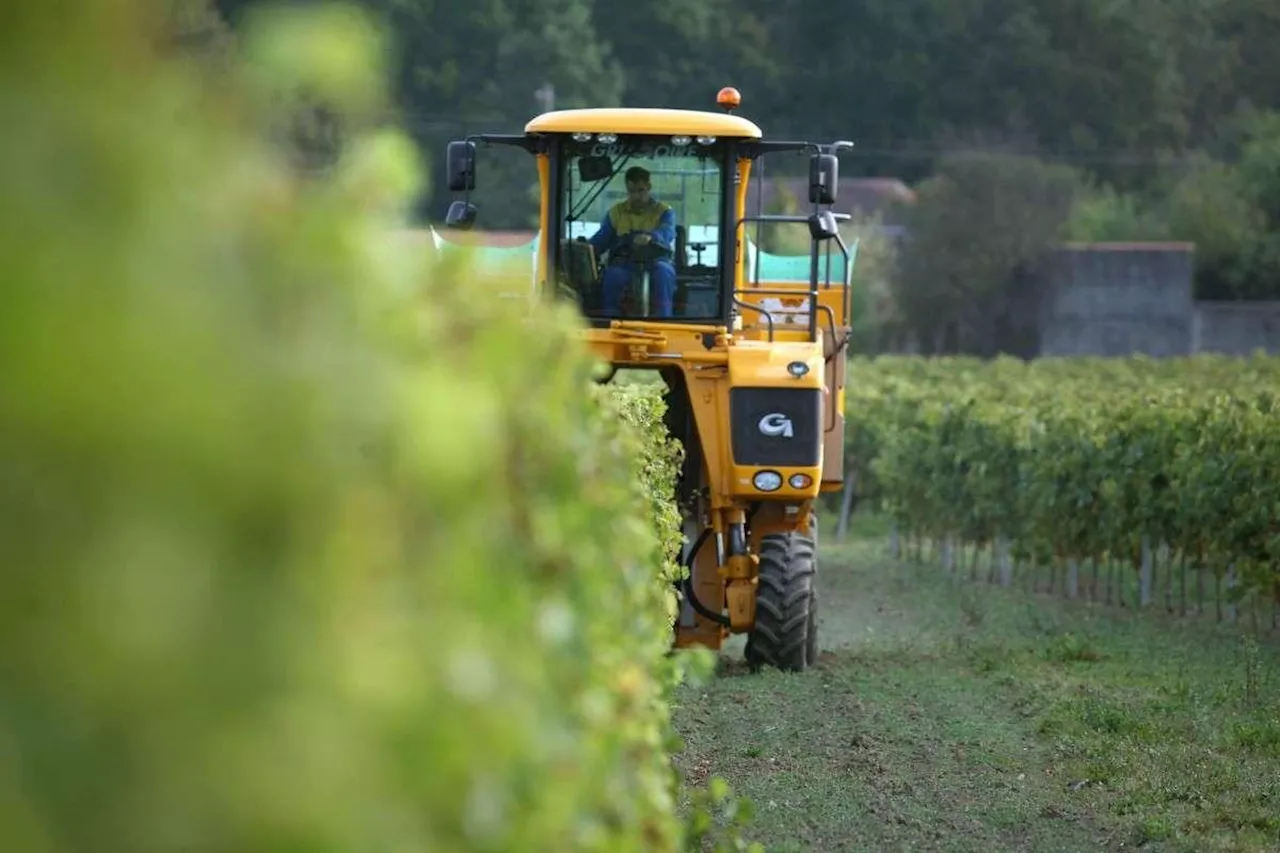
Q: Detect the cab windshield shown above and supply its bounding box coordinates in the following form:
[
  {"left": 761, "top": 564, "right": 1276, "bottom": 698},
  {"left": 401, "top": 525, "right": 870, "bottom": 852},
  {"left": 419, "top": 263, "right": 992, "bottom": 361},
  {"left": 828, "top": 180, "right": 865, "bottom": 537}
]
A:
[{"left": 555, "top": 135, "right": 729, "bottom": 322}]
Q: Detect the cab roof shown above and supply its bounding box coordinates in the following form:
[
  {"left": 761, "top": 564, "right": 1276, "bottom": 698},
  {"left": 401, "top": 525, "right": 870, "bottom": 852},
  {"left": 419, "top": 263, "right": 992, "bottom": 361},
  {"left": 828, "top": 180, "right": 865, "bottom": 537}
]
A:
[{"left": 525, "top": 107, "right": 763, "bottom": 139}]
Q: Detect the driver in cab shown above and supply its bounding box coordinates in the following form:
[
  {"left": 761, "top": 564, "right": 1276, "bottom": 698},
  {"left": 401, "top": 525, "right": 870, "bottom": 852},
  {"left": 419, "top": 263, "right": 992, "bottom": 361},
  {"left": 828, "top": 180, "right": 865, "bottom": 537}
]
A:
[{"left": 584, "top": 166, "right": 677, "bottom": 317}]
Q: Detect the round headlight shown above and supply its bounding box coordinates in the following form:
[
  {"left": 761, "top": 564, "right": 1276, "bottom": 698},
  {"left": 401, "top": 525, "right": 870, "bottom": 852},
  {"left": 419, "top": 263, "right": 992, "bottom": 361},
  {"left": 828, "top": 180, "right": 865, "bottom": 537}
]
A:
[
  {"left": 671, "top": 135, "right": 692, "bottom": 146},
  {"left": 597, "top": 133, "right": 617, "bottom": 144},
  {"left": 571, "top": 132, "right": 593, "bottom": 142},
  {"left": 753, "top": 471, "right": 783, "bottom": 492},
  {"left": 787, "top": 361, "right": 809, "bottom": 378},
  {"left": 696, "top": 135, "right": 717, "bottom": 145},
  {"left": 789, "top": 473, "right": 812, "bottom": 489}
]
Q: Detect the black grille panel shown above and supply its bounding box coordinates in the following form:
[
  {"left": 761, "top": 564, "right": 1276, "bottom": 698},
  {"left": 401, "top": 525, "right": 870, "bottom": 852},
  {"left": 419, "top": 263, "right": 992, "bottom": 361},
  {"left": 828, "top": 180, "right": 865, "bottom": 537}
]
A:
[{"left": 730, "top": 387, "right": 822, "bottom": 467}]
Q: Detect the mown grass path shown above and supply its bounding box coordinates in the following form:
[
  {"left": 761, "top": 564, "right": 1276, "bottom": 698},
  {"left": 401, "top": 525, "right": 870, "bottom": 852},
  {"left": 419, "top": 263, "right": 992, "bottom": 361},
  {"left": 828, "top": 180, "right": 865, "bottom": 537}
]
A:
[{"left": 673, "top": 520, "right": 1280, "bottom": 853}]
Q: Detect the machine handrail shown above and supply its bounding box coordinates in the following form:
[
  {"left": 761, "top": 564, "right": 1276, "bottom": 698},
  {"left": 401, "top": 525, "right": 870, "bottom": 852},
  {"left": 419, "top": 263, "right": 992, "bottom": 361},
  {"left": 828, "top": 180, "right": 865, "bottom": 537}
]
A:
[
  {"left": 731, "top": 294, "right": 776, "bottom": 341},
  {"left": 733, "top": 286, "right": 817, "bottom": 341}
]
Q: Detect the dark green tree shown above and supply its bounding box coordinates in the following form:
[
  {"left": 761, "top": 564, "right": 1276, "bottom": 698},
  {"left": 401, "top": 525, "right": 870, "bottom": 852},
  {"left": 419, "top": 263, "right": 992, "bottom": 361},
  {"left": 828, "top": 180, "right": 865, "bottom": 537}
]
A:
[{"left": 895, "top": 150, "right": 1081, "bottom": 355}]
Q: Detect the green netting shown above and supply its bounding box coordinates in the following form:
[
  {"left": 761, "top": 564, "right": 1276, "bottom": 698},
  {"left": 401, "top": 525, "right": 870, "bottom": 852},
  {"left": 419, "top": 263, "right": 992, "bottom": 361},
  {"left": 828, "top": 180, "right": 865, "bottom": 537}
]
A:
[
  {"left": 430, "top": 228, "right": 540, "bottom": 275},
  {"left": 754, "top": 250, "right": 811, "bottom": 282},
  {"left": 747, "top": 239, "right": 860, "bottom": 285}
]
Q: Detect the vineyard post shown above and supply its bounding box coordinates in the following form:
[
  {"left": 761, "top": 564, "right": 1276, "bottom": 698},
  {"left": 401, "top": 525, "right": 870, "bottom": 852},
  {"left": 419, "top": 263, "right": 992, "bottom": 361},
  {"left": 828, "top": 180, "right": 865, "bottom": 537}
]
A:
[
  {"left": 1158, "top": 541, "right": 1171, "bottom": 606},
  {"left": 1224, "top": 564, "right": 1238, "bottom": 623},
  {"left": 836, "top": 465, "right": 857, "bottom": 541},
  {"left": 1214, "top": 570, "right": 1222, "bottom": 621},
  {"left": 889, "top": 523, "right": 901, "bottom": 558},
  {"left": 1162, "top": 540, "right": 1172, "bottom": 601},
  {"left": 1139, "top": 536, "right": 1154, "bottom": 607},
  {"left": 1182, "top": 556, "right": 1191, "bottom": 615},
  {"left": 996, "top": 536, "right": 1012, "bottom": 587},
  {"left": 1066, "top": 558, "right": 1079, "bottom": 599}
]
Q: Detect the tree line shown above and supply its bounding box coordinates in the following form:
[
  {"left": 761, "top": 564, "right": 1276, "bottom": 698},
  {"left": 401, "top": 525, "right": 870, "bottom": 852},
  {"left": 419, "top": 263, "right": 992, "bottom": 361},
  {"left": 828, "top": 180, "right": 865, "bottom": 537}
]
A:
[{"left": 197, "top": 0, "right": 1280, "bottom": 348}]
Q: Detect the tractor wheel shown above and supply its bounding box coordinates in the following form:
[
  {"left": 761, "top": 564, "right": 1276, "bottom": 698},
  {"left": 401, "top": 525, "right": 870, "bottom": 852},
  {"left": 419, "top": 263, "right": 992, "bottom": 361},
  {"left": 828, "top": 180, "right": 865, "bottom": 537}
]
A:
[{"left": 744, "top": 525, "right": 817, "bottom": 673}]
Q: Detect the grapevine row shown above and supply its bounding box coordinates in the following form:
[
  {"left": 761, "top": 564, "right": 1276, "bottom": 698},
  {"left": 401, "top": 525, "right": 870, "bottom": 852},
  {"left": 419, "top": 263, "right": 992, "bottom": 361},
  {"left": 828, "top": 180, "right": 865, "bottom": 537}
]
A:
[
  {"left": 3, "top": 5, "right": 752, "bottom": 852},
  {"left": 843, "top": 355, "right": 1280, "bottom": 611}
]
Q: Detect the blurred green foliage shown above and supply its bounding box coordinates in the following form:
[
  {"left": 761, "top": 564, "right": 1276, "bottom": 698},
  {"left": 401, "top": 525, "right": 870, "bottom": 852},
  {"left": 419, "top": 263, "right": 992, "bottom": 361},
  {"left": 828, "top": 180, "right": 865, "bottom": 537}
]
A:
[{"left": 0, "top": 2, "right": 757, "bottom": 850}]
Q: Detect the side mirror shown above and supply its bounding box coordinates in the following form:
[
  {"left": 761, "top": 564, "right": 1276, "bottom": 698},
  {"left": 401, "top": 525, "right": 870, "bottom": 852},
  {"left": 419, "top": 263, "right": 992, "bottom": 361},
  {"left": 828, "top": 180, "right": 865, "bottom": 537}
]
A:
[
  {"left": 445, "top": 200, "right": 477, "bottom": 230},
  {"left": 808, "top": 152, "right": 838, "bottom": 205},
  {"left": 577, "top": 154, "right": 613, "bottom": 182},
  {"left": 807, "top": 210, "right": 839, "bottom": 241},
  {"left": 446, "top": 140, "right": 476, "bottom": 192}
]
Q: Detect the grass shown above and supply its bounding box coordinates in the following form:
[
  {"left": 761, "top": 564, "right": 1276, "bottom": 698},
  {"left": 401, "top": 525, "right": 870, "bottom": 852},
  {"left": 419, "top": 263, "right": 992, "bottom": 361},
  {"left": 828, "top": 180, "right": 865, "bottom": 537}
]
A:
[{"left": 672, "top": 514, "right": 1280, "bottom": 853}]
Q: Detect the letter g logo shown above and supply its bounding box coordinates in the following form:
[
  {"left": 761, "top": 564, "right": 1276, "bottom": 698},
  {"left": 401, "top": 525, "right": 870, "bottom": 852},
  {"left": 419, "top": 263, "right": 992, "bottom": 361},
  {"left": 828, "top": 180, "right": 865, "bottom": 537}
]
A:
[{"left": 758, "top": 413, "right": 794, "bottom": 438}]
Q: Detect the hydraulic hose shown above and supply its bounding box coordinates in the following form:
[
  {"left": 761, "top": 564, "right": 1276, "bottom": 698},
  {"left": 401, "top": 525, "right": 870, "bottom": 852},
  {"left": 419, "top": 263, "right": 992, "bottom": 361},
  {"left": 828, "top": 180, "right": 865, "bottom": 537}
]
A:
[{"left": 680, "top": 527, "right": 730, "bottom": 627}]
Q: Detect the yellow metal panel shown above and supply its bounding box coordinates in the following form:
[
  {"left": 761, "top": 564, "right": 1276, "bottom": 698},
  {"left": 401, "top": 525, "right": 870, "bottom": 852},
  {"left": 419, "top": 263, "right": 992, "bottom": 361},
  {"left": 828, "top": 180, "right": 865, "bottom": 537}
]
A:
[
  {"left": 737, "top": 285, "right": 847, "bottom": 339},
  {"left": 723, "top": 339, "right": 825, "bottom": 500},
  {"left": 525, "top": 108, "right": 762, "bottom": 138},
  {"left": 734, "top": 158, "right": 752, "bottom": 291},
  {"left": 726, "top": 339, "right": 824, "bottom": 390},
  {"left": 535, "top": 153, "right": 550, "bottom": 290},
  {"left": 576, "top": 326, "right": 830, "bottom": 505}
]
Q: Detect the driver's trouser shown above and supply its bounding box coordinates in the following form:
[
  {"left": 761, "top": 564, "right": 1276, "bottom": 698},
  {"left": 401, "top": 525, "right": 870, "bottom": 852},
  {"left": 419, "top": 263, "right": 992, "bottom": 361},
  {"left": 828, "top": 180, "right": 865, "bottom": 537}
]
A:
[{"left": 600, "top": 259, "right": 676, "bottom": 317}]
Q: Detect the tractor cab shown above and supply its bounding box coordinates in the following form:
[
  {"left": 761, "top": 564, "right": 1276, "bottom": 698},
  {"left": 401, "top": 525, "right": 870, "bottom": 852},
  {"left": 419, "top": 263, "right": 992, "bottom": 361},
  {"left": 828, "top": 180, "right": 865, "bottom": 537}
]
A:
[
  {"left": 442, "top": 89, "right": 854, "bottom": 340},
  {"left": 554, "top": 132, "right": 729, "bottom": 323}
]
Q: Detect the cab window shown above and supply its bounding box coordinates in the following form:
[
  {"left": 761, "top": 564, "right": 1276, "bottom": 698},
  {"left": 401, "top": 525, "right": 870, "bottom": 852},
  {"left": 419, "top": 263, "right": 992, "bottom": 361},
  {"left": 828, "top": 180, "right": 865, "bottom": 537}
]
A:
[{"left": 556, "top": 135, "right": 727, "bottom": 321}]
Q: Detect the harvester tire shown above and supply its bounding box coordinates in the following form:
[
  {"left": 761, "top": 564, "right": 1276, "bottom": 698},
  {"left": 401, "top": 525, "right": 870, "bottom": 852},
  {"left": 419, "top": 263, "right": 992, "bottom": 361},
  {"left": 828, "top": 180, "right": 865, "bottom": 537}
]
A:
[{"left": 744, "top": 526, "right": 816, "bottom": 673}]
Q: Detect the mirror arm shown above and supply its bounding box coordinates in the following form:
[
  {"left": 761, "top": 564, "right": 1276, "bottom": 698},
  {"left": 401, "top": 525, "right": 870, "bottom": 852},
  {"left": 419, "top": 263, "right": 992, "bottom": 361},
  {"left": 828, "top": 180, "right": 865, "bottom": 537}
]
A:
[
  {"left": 468, "top": 132, "right": 543, "bottom": 154},
  {"left": 740, "top": 140, "right": 817, "bottom": 160}
]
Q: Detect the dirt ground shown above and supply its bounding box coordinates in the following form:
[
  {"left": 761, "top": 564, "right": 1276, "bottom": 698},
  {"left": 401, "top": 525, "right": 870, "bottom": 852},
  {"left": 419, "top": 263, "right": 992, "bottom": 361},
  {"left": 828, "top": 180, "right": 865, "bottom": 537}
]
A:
[{"left": 672, "top": 520, "right": 1280, "bottom": 853}]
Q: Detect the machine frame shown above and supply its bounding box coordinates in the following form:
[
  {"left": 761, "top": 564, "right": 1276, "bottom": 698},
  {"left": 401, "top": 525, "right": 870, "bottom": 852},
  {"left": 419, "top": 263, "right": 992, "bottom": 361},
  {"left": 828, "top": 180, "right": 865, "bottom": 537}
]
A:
[{"left": 441, "top": 90, "right": 855, "bottom": 671}]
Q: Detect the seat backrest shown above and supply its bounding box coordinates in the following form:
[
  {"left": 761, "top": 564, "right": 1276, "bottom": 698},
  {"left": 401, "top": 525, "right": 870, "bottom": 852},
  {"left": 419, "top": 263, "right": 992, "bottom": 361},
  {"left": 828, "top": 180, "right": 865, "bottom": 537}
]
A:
[
  {"left": 674, "top": 224, "right": 688, "bottom": 272},
  {"left": 559, "top": 239, "right": 599, "bottom": 290}
]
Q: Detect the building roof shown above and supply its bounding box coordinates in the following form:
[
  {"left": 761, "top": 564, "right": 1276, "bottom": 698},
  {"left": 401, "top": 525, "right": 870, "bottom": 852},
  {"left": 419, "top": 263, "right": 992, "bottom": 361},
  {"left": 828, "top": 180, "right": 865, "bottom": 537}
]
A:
[{"left": 526, "top": 108, "right": 762, "bottom": 139}]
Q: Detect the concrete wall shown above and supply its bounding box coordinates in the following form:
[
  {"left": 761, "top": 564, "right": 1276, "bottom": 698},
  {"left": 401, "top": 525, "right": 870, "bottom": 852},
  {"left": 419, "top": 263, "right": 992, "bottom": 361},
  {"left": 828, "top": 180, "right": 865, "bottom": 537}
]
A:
[
  {"left": 1036, "top": 243, "right": 1197, "bottom": 357},
  {"left": 1031, "top": 244, "right": 1280, "bottom": 357},
  {"left": 1191, "top": 301, "right": 1280, "bottom": 355}
]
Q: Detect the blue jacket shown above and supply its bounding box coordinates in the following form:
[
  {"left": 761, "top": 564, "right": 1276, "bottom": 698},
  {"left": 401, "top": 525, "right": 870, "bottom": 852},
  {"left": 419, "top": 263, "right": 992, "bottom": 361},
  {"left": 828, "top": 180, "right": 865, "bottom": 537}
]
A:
[{"left": 587, "top": 198, "right": 675, "bottom": 258}]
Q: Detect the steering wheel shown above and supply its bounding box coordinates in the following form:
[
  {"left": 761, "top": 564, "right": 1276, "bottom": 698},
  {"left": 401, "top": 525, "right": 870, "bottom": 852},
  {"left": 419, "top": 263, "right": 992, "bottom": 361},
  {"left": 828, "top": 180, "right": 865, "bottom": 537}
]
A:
[{"left": 609, "top": 233, "right": 672, "bottom": 265}]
